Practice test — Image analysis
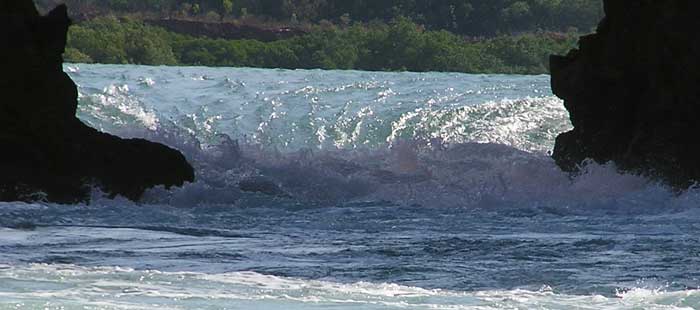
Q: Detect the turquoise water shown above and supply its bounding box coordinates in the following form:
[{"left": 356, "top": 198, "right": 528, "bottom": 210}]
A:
[{"left": 1, "top": 64, "right": 699, "bottom": 309}]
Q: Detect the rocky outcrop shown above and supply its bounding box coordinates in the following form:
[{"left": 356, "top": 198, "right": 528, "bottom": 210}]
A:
[
  {"left": 551, "top": 0, "right": 700, "bottom": 188},
  {"left": 0, "top": 1, "right": 194, "bottom": 203}
]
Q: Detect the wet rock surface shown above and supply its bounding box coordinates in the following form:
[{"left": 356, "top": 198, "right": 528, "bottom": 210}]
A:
[
  {"left": 0, "top": 1, "right": 194, "bottom": 203},
  {"left": 551, "top": 0, "right": 700, "bottom": 188}
]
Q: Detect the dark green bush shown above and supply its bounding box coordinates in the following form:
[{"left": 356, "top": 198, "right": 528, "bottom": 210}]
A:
[
  {"left": 66, "top": 17, "right": 579, "bottom": 74},
  {"left": 42, "top": 0, "right": 602, "bottom": 36}
]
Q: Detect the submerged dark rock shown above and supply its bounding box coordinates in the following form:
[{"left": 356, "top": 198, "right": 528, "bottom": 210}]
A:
[
  {"left": 0, "top": 1, "right": 194, "bottom": 203},
  {"left": 551, "top": 0, "right": 700, "bottom": 188}
]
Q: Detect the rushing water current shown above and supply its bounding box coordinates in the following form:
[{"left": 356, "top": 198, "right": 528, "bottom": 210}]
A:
[{"left": 1, "top": 64, "right": 700, "bottom": 309}]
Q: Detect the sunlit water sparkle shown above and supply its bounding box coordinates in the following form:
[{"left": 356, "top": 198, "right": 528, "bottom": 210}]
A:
[{"left": 0, "top": 64, "right": 698, "bottom": 309}]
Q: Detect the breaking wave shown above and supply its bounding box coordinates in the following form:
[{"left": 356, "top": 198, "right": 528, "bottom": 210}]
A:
[
  {"left": 67, "top": 64, "right": 688, "bottom": 210},
  {"left": 1, "top": 264, "right": 698, "bottom": 310},
  {"left": 1, "top": 65, "right": 700, "bottom": 309}
]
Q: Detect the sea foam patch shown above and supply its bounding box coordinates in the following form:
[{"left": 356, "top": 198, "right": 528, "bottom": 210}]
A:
[{"left": 0, "top": 264, "right": 697, "bottom": 310}]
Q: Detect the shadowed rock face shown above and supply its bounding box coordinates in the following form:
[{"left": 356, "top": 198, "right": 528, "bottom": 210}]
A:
[
  {"left": 0, "top": 1, "right": 194, "bottom": 203},
  {"left": 551, "top": 0, "right": 700, "bottom": 188}
]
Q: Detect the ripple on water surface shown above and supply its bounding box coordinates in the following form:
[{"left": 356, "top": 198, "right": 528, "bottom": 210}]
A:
[{"left": 0, "top": 65, "right": 697, "bottom": 309}]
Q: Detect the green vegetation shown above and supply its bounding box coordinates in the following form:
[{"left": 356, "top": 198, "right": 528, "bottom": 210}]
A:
[
  {"left": 68, "top": 17, "right": 178, "bottom": 65},
  {"left": 44, "top": 0, "right": 600, "bottom": 73},
  {"left": 65, "top": 17, "right": 578, "bottom": 74},
  {"left": 39, "top": 0, "right": 602, "bottom": 36}
]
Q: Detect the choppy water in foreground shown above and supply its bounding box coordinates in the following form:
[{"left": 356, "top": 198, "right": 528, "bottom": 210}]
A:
[{"left": 1, "top": 64, "right": 699, "bottom": 309}]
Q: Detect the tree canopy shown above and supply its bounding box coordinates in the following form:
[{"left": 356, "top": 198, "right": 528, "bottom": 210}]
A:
[
  {"left": 37, "top": 0, "right": 603, "bottom": 36},
  {"left": 65, "top": 16, "right": 578, "bottom": 74}
]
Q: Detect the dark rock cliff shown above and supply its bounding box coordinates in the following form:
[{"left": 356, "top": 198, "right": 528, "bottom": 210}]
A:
[
  {"left": 551, "top": 0, "right": 700, "bottom": 188},
  {"left": 0, "top": 1, "right": 194, "bottom": 203}
]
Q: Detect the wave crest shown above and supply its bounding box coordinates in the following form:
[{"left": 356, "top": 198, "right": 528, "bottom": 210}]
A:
[{"left": 65, "top": 66, "right": 691, "bottom": 211}]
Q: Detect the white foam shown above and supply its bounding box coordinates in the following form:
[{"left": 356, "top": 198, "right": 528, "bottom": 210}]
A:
[
  {"left": 134, "top": 131, "right": 676, "bottom": 210},
  {"left": 0, "top": 264, "right": 697, "bottom": 310},
  {"left": 78, "top": 84, "right": 160, "bottom": 132},
  {"left": 387, "top": 96, "right": 571, "bottom": 153}
]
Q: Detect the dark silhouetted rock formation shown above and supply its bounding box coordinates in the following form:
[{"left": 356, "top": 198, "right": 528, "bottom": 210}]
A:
[
  {"left": 551, "top": 0, "right": 700, "bottom": 188},
  {"left": 0, "top": 1, "right": 194, "bottom": 203}
]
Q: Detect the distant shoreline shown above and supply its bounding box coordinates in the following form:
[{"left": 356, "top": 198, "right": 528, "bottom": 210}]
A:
[
  {"left": 62, "top": 62, "right": 556, "bottom": 77},
  {"left": 65, "top": 17, "right": 580, "bottom": 75}
]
